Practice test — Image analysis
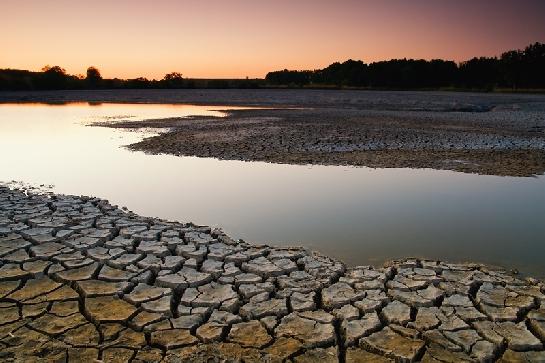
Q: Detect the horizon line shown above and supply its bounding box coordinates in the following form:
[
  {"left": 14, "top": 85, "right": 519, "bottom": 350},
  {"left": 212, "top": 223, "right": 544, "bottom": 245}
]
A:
[{"left": 2, "top": 41, "right": 543, "bottom": 80}]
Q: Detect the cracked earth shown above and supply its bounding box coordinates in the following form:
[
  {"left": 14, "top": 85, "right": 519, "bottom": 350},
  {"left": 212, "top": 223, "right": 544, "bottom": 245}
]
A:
[{"left": 1, "top": 185, "right": 545, "bottom": 362}]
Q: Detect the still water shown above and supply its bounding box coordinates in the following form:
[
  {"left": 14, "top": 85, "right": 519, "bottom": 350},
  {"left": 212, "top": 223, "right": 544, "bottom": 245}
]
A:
[{"left": 1, "top": 103, "right": 544, "bottom": 276}]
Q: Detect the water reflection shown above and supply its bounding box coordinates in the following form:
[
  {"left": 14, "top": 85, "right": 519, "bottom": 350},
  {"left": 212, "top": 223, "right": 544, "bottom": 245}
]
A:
[{"left": 1, "top": 103, "right": 544, "bottom": 277}]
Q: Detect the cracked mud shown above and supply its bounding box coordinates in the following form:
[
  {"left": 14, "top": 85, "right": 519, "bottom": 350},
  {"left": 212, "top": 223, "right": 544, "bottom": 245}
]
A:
[
  {"left": 77, "top": 90, "right": 545, "bottom": 177},
  {"left": 1, "top": 185, "right": 545, "bottom": 362}
]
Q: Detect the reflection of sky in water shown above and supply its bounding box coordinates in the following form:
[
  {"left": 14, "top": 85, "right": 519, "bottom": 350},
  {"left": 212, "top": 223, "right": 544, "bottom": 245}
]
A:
[{"left": 1, "top": 103, "right": 544, "bottom": 277}]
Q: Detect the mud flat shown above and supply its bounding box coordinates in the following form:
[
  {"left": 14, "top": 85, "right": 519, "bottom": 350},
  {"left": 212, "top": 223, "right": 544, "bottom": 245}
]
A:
[
  {"left": 33, "top": 89, "right": 543, "bottom": 177},
  {"left": 0, "top": 90, "right": 545, "bottom": 176},
  {"left": 1, "top": 185, "right": 545, "bottom": 362},
  {"left": 104, "top": 107, "right": 545, "bottom": 177},
  {"left": 2, "top": 89, "right": 545, "bottom": 176}
]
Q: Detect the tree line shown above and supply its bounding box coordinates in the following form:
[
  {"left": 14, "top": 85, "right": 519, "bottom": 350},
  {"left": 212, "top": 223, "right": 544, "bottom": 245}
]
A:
[
  {"left": 0, "top": 67, "right": 262, "bottom": 91},
  {"left": 266, "top": 42, "right": 545, "bottom": 90},
  {"left": 1, "top": 42, "right": 544, "bottom": 91}
]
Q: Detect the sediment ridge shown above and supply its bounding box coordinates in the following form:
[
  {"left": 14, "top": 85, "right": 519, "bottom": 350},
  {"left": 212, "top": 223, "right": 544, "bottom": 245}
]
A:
[
  {"left": 75, "top": 89, "right": 545, "bottom": 177},
  {"left": 1, "top": 185, "right": 545, "bottom": 362},
  {"left": 2, "top": 89, "right": 545, "bottom": 176}
]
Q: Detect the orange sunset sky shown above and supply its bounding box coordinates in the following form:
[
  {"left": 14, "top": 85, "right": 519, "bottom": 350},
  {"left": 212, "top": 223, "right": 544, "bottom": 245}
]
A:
[{"left": 2, "top": 0, "right": 545, "bottom": 79}]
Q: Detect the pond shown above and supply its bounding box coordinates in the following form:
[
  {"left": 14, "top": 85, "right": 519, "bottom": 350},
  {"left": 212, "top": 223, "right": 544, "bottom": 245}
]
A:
[{"left": 1, "top": 102, "right": 544, "bottom": 277}]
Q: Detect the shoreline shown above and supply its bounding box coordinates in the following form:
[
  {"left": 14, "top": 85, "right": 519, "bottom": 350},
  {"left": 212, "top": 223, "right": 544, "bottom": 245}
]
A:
[
  {"left": 3, "top": 89, "right": 541, "bottom": 177},
  {"left": 1, "top": 186, "right": 544, "bottom": 361},
  {"left": 100, "top": 106, "right": 545, "bottom": 177}
]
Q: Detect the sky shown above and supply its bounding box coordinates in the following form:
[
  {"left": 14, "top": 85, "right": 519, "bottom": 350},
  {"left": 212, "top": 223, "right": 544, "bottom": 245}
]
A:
[{"left": 1, "top": 0, "right": 545, "bottom": 79}]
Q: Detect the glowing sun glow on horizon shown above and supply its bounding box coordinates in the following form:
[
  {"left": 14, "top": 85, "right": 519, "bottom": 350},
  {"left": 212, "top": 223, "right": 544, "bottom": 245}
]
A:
[{"left": 1, "top": 0, "right": 544, "bottom": 79}]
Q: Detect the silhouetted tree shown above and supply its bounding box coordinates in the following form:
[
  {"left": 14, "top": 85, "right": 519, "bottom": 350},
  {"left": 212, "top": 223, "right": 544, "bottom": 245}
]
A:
[
  {"left": 39, "top": 65, "right": 69, "bottom": 89},
  {"left": 524, "top": 42, "right": 545, "bottom": 88},
  {"left": 86, "top": 66, "right": 102, "bottom": 88},
  {"left": 459, "top": 57, "right": 500, "bottom": 89},
  {"left": 126, "top": 77, "right": 152, "bottom": 89},
  {"left": 0, "top": 69, "right": 36, "bottom": 90},
  {"left": 265, "top": 69, "right": 312, "bottom": 86},
  {"left": 161, "top": 72, "right": 184, "bottom": 88}
]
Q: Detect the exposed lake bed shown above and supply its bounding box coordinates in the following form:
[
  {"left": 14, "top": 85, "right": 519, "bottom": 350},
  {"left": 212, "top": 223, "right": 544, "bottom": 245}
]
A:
[
  {"left": 1, "top": 90, "right": 544, "bottom": 277},
  {"left": 1, "top": 90, "right": 545, "bottom": 361},
  {"left": 5, "top": 89, "right": 545, "bottom": 175},
  {"left": 1, "top": 185, "right": 545, "bottom": 362}
]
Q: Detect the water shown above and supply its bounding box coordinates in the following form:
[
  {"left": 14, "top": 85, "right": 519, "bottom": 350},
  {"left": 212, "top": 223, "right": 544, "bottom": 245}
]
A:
[{"left": 1, "top": 102, "right": 544, "bottom": 277}]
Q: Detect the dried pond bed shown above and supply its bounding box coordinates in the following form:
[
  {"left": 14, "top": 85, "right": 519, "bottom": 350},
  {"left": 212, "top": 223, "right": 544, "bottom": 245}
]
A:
[
  {"left": 84, "top": 92, "right": 545, "bottom": 177},
  {"left": 2, "top": 89, "right": 545, "bottom": 176},
  {"left": 1, "top": 186, "right": 545, "bottom": 362}
]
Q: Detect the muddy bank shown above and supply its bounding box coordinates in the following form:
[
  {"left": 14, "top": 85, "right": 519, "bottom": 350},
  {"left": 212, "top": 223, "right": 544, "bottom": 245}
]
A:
[
  {"left": 1, "top": 186, "right": 545, "bottom": 361},
  {"left": 3, "top": 89, "right": 545, "bottom": 176},
  {"left": 101, "top": 105, "right": 545, "bottom": 176}
]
